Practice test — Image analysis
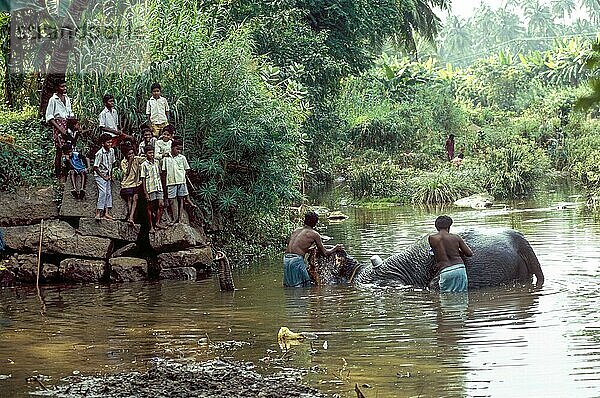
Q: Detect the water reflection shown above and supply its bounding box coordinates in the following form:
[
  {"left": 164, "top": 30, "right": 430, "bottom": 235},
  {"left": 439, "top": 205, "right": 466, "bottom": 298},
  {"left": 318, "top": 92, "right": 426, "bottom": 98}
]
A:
[{"left": 1, "top": 192, "right": 600, "bottom": 397}]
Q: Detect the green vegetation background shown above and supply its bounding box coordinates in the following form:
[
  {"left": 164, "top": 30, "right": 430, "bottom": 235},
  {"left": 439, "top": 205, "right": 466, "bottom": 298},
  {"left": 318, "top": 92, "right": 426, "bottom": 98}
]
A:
[{"left": 1, "top": 0, "right": 599, "bottom": 256}]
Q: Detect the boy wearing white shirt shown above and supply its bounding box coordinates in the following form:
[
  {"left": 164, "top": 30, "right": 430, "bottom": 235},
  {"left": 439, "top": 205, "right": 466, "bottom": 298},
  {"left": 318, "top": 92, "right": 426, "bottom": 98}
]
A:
[
  {"left": 45, "top": 79, "right": 74, "bottom": 176},
  {"left": 162, "top": 140, "right": 197, "bottom": 224},
  {"left": 145, "top": 83, "right": 170, "bottom": 137},
  {"left": 93, "top": 134, "right": 116, "bottom": 220}
]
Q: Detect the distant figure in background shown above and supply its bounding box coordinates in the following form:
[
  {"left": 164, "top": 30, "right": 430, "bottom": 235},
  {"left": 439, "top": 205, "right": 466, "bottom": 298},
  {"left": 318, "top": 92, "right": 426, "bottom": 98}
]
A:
[
  {"left": 45, "top": 79, "right": 74, "bottom": 177},
  {"left": 284, "top": 211, "right": 344, "bottom": 288},
  {"left": 445, "top": 134, "right": 455, "bottom": 161},
  {"left": 451, "top": 147, "right": 465, "bottom": 167},
  {"left": 428, "top": 215, "right": 473, "bottom": 293}
]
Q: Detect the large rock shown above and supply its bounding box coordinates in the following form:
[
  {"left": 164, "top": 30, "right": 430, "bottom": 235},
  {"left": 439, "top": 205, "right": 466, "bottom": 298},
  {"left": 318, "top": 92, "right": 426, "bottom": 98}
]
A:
[
  {"left": 149, "top": 223, "right": 207, "bottom": 251},
  {"left": 0, "top": 186, "right": 59, "bottom": 226},
  {"left": 157, "top": 246, "right": 213, "bottom": 270},
  {"left": 454, "top": 193, "right": 494, "bottom": 209},
  {"left": 60, "top": 258, "right": 107, "bottom": 283},
  {"left": 59, "top": 180, "right": 127, "bottom": 219},
  {"left": 159, "top": 266, "right": 197, "bottom": 281},
  {"left": 5, "top": 254, "right": 38, "bottom": 283},
  {"left": 108, "top": 257, "right": 148, "bottom": 282},
  {"left": 1, "top": 220, "right": 112, "bottom": 259},
  {"left": 78, "top": 218, "right": 140, "bottom": 242}
]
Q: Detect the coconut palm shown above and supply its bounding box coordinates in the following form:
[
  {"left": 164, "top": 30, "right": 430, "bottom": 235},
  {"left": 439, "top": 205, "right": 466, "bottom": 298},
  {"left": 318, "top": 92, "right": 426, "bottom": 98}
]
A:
[
  {"left": 523, "top": 0, "right": 556, "bottom": 36},
  {"left": 551, "top": 0, "right": 576, "bottom": 21},
  {"left": 579, "top": 0, "right": 600, "bottom": 23},
  {"left": 391, "top": 0, "right": 451, "bottom": 55},
  {"left": 440, "top": 15, "right": 472, "bottom": 60}
]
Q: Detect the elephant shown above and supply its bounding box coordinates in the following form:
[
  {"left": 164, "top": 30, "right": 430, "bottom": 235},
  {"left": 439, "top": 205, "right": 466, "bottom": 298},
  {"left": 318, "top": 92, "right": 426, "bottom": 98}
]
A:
[{"left": 307, "top": 228, "right": 544, "bottom": 290}]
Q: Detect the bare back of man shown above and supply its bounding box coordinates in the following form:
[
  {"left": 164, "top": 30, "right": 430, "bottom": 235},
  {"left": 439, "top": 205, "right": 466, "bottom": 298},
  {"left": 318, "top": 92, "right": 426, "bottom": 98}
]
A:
[
  {"left": 287, "top": 226, "right": 327, "bottom": 257},
  {"left": 428, "top": 230, "right": 473, "bottom": 271}
]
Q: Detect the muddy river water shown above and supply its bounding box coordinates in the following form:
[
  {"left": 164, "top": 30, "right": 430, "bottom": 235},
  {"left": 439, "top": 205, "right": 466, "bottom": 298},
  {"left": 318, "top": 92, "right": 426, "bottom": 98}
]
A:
[{"left": 1, "top": 190, "right": 599, "bottom": 397}]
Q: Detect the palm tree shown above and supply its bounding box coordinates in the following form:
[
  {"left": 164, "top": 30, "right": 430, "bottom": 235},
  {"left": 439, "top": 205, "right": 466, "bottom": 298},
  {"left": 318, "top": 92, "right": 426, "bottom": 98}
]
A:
[
  {"left": 440, "top": 15, "right": 472, "bottom": 60},
  {"left": 522, "top": 0, "right": 556, "bottom": 36},
  {"left": 579, "top": 0, "right": 600, "bottom": 23},
  {"left": 551, "top": 0, "right": 576, "bottom": 21},
  {"left": 391, "top": 0, "right": 451, "bottom": 56}
]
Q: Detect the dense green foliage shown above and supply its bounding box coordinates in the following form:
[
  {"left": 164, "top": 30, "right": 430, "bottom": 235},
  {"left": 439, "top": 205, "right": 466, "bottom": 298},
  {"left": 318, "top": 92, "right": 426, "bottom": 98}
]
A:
[{"left": 0, "top": 108, "right": 53, "bottom": 189}]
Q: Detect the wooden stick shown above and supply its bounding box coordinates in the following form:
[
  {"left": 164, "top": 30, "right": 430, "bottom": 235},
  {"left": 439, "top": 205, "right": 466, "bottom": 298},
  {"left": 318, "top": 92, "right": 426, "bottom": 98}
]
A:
[{"left": 36, "top": 219, "right": 43, "bottom": 289}]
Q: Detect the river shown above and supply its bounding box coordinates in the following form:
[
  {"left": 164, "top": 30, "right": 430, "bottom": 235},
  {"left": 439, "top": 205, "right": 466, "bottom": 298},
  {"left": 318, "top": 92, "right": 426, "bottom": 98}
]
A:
[{"left": 1, "top": 189, "right": 599, "bottom": 397}]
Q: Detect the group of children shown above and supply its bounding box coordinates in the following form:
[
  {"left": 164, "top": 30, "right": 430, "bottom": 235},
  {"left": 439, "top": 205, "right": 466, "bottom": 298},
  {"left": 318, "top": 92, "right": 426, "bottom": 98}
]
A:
[{"left": 46, "top": 81, "right": 197, "bottom": 233}]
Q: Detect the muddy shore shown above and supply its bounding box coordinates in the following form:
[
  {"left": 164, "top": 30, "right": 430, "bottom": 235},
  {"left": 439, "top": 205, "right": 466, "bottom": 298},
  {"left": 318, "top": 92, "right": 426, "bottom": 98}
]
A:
[{"left": 30, "top": 359, "right": 333, "bottom": 398}]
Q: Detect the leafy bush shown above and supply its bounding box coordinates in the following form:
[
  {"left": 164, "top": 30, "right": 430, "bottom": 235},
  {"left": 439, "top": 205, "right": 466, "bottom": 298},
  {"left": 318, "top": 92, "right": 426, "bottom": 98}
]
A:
[
  {"left": 0, "top": 108, "right": 53, "bottom": 190},
  {"left": 481, "top": 139, "right": 550, "bottom": 198},
  {"left": 566, "top": 122, "right": 600, "bottom": 206}
]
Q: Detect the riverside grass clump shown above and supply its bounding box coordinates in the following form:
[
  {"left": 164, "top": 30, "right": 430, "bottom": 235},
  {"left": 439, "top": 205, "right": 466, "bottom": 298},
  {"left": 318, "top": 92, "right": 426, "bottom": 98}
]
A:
[
  {"left": 410, "top": 168, "right": 481, "bottom": 205},
  {"left": 0, "top": 108, "right": 54, "bottom": 190}
]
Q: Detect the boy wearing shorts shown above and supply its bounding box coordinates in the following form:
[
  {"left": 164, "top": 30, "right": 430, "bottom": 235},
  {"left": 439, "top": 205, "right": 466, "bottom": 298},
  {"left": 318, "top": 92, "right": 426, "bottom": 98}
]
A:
[
  {"left": 162, "top": 140, "right": 197, "bottom": 224},
  {"left": 140, "top": 145, "right": 166, "bottom": 232}
]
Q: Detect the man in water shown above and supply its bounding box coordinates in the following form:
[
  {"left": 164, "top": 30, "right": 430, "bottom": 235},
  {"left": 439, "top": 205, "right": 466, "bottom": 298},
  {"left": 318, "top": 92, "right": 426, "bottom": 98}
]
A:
[
  {"left": 428, "top": 215, "right": 473, "bottom": 292},
  {"left": 284, "top": 211, "right": 343, "bottom": 287}
]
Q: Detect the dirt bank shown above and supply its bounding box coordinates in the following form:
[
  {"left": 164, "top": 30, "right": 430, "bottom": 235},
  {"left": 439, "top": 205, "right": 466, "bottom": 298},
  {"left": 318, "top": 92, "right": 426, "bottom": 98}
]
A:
[{"left": 30, "top": 359, "right": 333, "bottom": 398}]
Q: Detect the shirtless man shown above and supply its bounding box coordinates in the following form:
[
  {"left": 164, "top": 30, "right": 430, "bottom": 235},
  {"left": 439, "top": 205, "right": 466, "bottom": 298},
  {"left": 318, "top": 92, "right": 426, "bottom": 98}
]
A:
[
  {"left": 428, "top": 215, "right": 473, "bottom": 292},
  {"left": 284, "top": 211, "right": 343, "bottom": 287}
]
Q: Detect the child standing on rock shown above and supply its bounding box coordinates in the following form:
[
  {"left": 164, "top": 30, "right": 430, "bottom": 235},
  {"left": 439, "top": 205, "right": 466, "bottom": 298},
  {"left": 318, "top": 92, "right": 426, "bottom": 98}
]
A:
[
  {"left": 140, "top": 145, "right": 166, "bottom": 233},
  {"left": 162, "top": 139, "right": 197, "bottom": 224},
  {"left": 120, "top": 148, "right": 145, "bottom": 225},
  {"left": 93, "top": 133, "right": 116, "bottom": 220},
  {"left": 63, "top": 142, "right": 89, "bottom": 199},
  {"left": 145, "top": 83, "right": 169, "bottom": 137}
]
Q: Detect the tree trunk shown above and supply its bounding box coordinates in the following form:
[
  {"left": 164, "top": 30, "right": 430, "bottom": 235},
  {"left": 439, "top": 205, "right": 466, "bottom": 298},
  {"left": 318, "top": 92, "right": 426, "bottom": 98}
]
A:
[{"left": 38, "top": 0, "right": 89, "bottom": 118}]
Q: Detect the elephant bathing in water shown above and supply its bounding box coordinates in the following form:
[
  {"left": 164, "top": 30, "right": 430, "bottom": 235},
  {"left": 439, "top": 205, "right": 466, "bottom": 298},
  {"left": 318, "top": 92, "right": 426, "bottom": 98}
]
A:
[{"left": 307, "top": 228, "right": 544, "bottom": 290}]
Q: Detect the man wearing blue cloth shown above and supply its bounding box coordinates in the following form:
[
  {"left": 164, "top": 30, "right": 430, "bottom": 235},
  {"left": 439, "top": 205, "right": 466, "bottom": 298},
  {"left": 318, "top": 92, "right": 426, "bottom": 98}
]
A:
[
  {"left": 284, "top": 211, "right": 344, "bottom": 287},
  {"left": 428, "top": 215, "right": 473, "bottom": 292}
]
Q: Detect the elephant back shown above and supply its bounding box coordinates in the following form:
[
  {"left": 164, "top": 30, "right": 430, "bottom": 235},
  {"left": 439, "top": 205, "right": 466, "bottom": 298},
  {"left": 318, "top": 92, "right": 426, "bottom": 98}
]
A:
[{"left": 456, "top": 228, "right": 540, "bottom": 289}]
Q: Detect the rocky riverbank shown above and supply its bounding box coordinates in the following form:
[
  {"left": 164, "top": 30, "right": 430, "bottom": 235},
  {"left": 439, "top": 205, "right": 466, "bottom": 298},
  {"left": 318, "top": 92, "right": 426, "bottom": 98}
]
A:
[
  {"left": 30, "top": 359, "right": 332, "bottom": 398},
  {"left": 0, "top": 183, "right": 215, "bottom": 287}
]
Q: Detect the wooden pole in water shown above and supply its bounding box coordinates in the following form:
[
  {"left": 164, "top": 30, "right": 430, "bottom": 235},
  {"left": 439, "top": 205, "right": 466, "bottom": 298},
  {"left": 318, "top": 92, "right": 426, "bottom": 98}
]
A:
[{"left": 36, "top": 219, "right": 43, "bottom": 289}]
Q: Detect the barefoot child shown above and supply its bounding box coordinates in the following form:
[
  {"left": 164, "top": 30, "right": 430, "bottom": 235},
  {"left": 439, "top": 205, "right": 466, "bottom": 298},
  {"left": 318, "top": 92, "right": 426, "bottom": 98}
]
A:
[
  {"left": 145, "top": 83, "right": 169, "bottom": 137},
  {"left": 45, "top": 79, "right": 74, "bottom": 177},
  {"left": 140, "top": 145, "right": 166, "bottom": 232},
  {"left": 93, "top": 134, "right": 116, "bottom": 220},
  {"left": 63, "top": 143, "right": 89, "bottom": 199},
  {"left": 120, "top": 148, "right": 144, "bottom": 224},
  {"left": 162, "top": 140, "right": 197, "bottom": 224}
]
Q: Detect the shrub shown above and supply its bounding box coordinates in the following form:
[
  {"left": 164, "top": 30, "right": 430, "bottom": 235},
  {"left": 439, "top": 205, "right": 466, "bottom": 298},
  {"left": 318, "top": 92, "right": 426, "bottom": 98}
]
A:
[
  {"left": 0, "top": 108, "right": 53, "bottom": 190},
  {"left": 482, "top": 139, "right": 550, "bottom": 198}
]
